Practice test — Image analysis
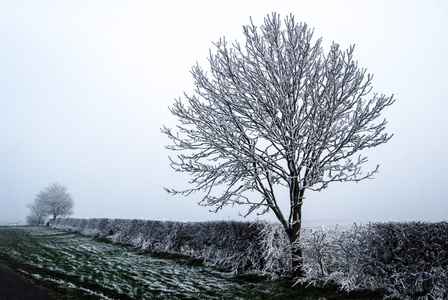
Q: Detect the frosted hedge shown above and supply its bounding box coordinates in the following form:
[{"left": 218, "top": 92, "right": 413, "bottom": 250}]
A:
[
  {"left": 53, "top": 219, "right": 448, "bottom": 299},
  {"left": 52, "top": 218, "right": 291, "bottom": 278},
  {"left": 299, "top": 221, "right": 448, "bottom": 299}
]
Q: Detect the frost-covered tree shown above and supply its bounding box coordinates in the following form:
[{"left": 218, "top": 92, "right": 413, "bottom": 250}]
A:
[
  {"left": 34, "top": 183, "right": 74, "bottom": 221},
  {"left": 26, "top": 201, "right": 48, "bottom": 225},
  {"left": 162, "top": 13, "right": 394, "bottom": 277}
]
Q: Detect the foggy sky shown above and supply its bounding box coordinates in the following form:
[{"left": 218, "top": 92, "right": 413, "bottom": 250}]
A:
[{"left": 1, "top": 1, "right": 447, "bottom": 225}]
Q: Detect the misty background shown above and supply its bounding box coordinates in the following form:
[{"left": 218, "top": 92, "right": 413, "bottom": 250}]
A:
[{"left": 1, "top": 1, "right": 447, "bottom": 225}]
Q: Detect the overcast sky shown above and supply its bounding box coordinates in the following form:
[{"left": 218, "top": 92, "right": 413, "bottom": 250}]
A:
[{"left": 1, "top": 1, "right": 447, "bottom": 225}]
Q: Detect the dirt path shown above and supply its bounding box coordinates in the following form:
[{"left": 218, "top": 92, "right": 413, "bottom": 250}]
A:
[{"left": 0, "top": 264, "right": 58, "bottom": 300}]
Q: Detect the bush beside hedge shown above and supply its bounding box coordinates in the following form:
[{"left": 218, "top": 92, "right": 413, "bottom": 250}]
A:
[{"left": 52, "top": 218, "right": 291, "bottom": 278}]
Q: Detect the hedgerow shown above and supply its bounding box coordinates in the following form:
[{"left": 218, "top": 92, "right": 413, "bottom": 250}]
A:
[
  {"left": 53, "top": 218, "right": 448, "bottom": 299},
  {"left": 299, "top": 222, "right": 448, "bottom": 299},
  {"left": 52, "top": 218, "right": 291, "bottom": 278}
]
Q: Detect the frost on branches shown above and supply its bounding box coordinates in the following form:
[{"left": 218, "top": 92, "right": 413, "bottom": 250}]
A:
[{"left": 162, "top": 13, "right": 394, "bottom": 277}]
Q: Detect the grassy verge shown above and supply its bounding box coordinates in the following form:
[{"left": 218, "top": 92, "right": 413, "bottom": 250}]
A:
[{"left": 0, "top": 227, "right": 383, "bottom": 299}]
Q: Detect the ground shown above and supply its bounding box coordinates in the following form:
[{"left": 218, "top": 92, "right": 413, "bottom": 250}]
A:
[{"left": 0, "top": 263, "right": 57, "bottom": 300}]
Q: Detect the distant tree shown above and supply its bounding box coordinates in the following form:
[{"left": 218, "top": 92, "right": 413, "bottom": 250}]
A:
[
  {"left": 26, "top": 201, "right": 48, "bottom": 226},
  {"left": 162, "top": 13, "right": 394, "bottom": 277},
  {"left": 34, "top": 183, "right": 74, "bottom": 221}
]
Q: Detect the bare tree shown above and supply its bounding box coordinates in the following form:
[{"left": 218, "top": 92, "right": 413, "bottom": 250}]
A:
[
  {"left": 26, "top": 201, "right": 48, "bottom": 225},
  {"left": 34, "top": 183, "right": 74, "bottom": 221},
  {"left": 162, "top": 13, "right": 394, "bottom": 277}
]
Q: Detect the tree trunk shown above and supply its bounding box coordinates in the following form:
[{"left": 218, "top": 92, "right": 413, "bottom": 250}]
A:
[
  {"left": 286, "top": 156, "right": 305, "bottom": 278},
  {"left": 287, "top": 222, "right": 304, "bottom": 278},
  {"left": 287, "top": 185, "right": 305, "bottom": 278}
]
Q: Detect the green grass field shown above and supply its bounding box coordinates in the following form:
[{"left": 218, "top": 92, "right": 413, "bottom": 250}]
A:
[{"left": 0, "top": 227, "right": 382, "bottom": 299}]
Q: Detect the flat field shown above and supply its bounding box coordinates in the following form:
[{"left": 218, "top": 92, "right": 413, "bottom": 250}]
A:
[{"left": 0, "top": 227, "right": 381, "bottom": 299}]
